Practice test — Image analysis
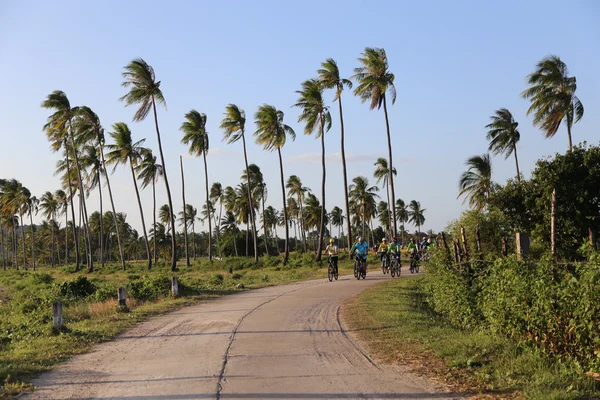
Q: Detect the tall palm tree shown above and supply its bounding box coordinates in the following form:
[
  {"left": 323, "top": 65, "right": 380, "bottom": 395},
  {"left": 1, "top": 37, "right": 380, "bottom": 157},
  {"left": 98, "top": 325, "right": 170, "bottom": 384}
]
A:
[
  {"left": 318, "top": 58, "right": 353, "bottom": 251},
  {"left": 120, "top": 58, "right": 176, "bottom": 270},
  {"left": 377, "top": 201, "right": 391, "bottom": 236},
  {"left": 486, "top": 108, "right": 522, "bottom": 182},
  {"left": 24, "top": 195, "right": 39, "bottom": 270},
  {"left": 373, "top": 157, "right": 397, "bottom": 233},
  {"left": 209, "top": 182, "right": 224, "bottom": 258},
  {"left": 55, "top": 189, "right": 69, "bottom": 265},
  {"left": 353, "top": 47, "right": 398, "bottom": 235},
  {"left": 254, "top": 105, "right": 296, "bottom": 264},
  {"left": 458, "top": 154, "right": 494, "bottom": 211},
  {"left": 178, "top": 204, "right": 197, "bottom": 259},
  {"left": 180, "top": 109, "right": 212, "bottom": 261},
  {"left": 40, "top": 191, "right": 59, "bottom": 267},
  {"left": 408, "top": 200, "right": 426, "bottom": 236},
  {"left": 294, "top": 79, "right": 331, "bottom": 261},
  {"left": 348, "top": 176, "right": 379, "bottom": 239},
  {"left": 41, "top": 90, "right": 85, "bottom": 271},
  {"left": 521, "top": 55, "right": 584, "bottom": 151},
  {"left": 330, "top": 206, "right": 345, "bottom": 241},
  {"left": 395, "top": 199, "right": 409, "bottom": 245},
  {"left": 136, "top": 149, "right": 163, "bottom": 266},
  {"left": 76, "top": 106, "right": 126, "bottom": 270},
  {"left": 179, "top": 156, "right": 190, "bottom": 266},
  {"left": 105, "top": 122, "right": 152, "bottom": 269},
  {"left": 221, "top": 211, "right": 239, "bottom": 257},
  {"left": 159, "top": 204, "right": 175, "bottom": 234},
  {"left": 80, "top": 144, "right": 106, "bottom": 267},
  {"left": 220, "top": 104, "right": 259, "bottom": 263},
  {"left": 286, "top": 175, "right": 311, "bottom": 252},
  {"left": 241, "top": 164, "right": 266, "bottom": 255},
  {"left": 2, "top": 180, "right": 29, "bottom": 269}
]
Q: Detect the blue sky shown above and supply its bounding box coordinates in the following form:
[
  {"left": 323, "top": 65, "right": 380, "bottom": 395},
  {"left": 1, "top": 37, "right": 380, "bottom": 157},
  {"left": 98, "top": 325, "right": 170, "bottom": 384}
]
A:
[{"left": 0, "top": 0, "right": 599, "bottom": 235}]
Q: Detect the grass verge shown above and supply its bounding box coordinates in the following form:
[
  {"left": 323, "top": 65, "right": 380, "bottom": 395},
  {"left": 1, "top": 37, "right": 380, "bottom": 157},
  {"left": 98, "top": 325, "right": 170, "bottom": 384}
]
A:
[
  {"left": 0, "top": 253, "right": 353, "bottom": 398},
  {"left": 343, "top": 274, "right": 599, "bottom": 400}
]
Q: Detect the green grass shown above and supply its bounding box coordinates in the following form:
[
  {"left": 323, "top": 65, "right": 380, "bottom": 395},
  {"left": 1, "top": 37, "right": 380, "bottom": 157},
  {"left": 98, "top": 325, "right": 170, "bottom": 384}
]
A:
[
  {"left": 0, "top": 253, "right": 353, "bottom": 398},
  {"left": 343, "top": 274, "right": 599, "bottom": 400}
]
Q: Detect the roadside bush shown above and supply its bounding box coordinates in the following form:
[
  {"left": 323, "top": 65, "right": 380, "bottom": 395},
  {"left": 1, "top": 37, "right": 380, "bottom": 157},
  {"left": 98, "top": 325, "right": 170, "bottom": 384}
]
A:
[
  {"left": 54, "top": 276, "right": 97, "bottom": 300},
  {"left": 127, "top": 275, "right": 171, "bottom": 301},
  {"left": 30, "top": 273, "right": 53, "bottom": 285},
  {"left": 208, "top": 274, "right": 224, "bottom": 286}
]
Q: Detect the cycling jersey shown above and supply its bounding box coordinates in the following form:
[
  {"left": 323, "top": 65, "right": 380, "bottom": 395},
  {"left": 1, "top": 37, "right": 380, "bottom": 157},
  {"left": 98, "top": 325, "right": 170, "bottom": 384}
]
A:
[
  {"left": 378, "top": 242, "right": 389, "bottom": 252},
  {"left": 407, "top": 242, "right": 418, "bottom": 253},
  {"left": 326, "top": 244, "right": 339, "bottom": 256},
  {"left": 389, "top": 243, "right": 400, "bottom": 253},
  {"left": 351, "top": 241, "right": 369, "bottom": 255}
]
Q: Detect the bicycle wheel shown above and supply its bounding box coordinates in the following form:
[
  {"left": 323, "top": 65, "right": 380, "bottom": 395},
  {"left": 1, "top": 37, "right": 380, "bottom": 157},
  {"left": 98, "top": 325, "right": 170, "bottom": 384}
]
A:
[
  {"left": 415, "top": 263, "right": 420, "bottom": 273},
  {"left": 334, "top": 270, "right": 338, "bottom": 280},
  {"left": 391, "top": 265, "right": 396, "bottom": 277},
  {"left": 328, "top": 264, "right": 333, "bottom": 282},
  {"left": 354, "top": 260, "right": 358, "bottom": 279}
]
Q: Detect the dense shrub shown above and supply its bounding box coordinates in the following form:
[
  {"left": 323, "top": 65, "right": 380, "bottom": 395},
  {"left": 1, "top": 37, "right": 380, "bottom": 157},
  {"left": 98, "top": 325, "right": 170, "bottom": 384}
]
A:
[
  {"left": 208, "top": 274, "right": 224, "bottom": 286},
  {"left": 54, "top": 276, "right": 97, "bottom": 300},
  {"left": 127, "top": 276, "right": 171, "bottom": 301}
]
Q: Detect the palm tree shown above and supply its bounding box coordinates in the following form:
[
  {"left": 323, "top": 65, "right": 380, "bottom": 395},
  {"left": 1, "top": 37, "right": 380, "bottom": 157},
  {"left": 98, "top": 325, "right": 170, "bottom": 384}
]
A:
[
  {"left": 373, "top": 157, "right": 397, "bottom": 234},
  {"left": 41, "top": 90, "right": 85, "bottom": 271},
  {"left": 254, "top": 105, "right": 296, "bottom": 264},
  {"left": 241, "top": 164, "right": 266, "bottom": 255},
  {"left": 348, "top": 176, "right": 379, "bottom": 239},
  {"left": 486, "top": 108, "right": 522, "bottom": 182},
  {"left": 180, "top": 109, "right": 212, "bottom": 261},
  {"left": 2, "top": 180, "right": 29, "bottom": 269},
  {"left": 318, "top": 58, "right": 353, "bottom": 251},
  {"left": 76, "top": 106, "right": 126, "bottom": 270},
  {"left": 120, "top": 58, "right": 176, "bottom": 270},
  {"left": 286, "top": 175, "right": 311, "bottom": 252},
  {"left": 221, "top": 211, "right": 239, "bottom": 257},
  {"left": 395, "top": 199, "right": 409, "bottom": 245},
  {"left": 80, "top": 144, "right": 106, "bottom": 267},
  {"left": 458, "top": 154, "right": 494, "bottom": 211},
  {"left": 220, "top": 104, "right": 258, "bottom": 263},
  {"left": 179, "top": 204, "right": 197, "bottom": 259},
  {"left": 178, "top": 156, "right": 190, "bottom": 266},
  {"left": 521, "top": 55, "right": 584, "bottom": 151},
  {"left": 408, "top": 200, "right": 426, "bottom": 236},
  {"left": 377, "top": 201, "right": 391, "bottom": 236},
  {"left": 24, "top": 195, "right": 39, "bottom": 270},
  {"left": 136, "top": 149, "right": 163, "bottom": 266},
  {"left": 40, "top": 191, "right": 58, "bottom": 267},
  {"left": 55, "top": 189, "right": 69, "bottom": 265},
  {"left": 330, "top": 206, "right": 345, "bottom": 243},
  {"left": 159, "top": 204, "right": 175, "bottom": 234},
  {"left": 294, "top": 78, "right": 331, "bottom": 261},
  {"left": 105, "top": 122, "right": 152, "bottom": 269},
  {"left": 210, "top": 182, "right": 224, "bottom": 258},
  {"left": 352, "top": 47, "right": 398, "bottom": 235}
]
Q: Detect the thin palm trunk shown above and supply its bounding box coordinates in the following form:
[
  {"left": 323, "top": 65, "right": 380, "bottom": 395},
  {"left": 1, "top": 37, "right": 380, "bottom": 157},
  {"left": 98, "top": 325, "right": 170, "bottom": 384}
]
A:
[
  {"left": 338, "top": 95, "right": 352, "bottom": 252},
  {"left": 316, "top": 119, "right": 326, "bottom": 262},
  {"left": 245, "top": 221, "right": 249, "bottom": 257},
  {"left": 567, "top": 120, "right": 573, "bottom": 152},
  {"left": 64, "top": 208, "right": 68, "bottom": 266},
  {"left": 19, "top": 213, "right": 27, "bottom": 269},
  {"left": 382, "top": 96, "right": 397, "bottom": 236},
  {"left": 1, "top": 223, "right": 5, "bottom": 271},
  {"left": 278, "top": 148, "right": 289, "bottom": 265},
  {"left": 241, "top": 132, "right": 258, "bottom": 263},
  {"left": 101, "top": 148, "right": 125, "bottom": 270},
  {"left": 192, "top": 223, "right": 196, "bottom": 259},
  {"left": 129, "top": 160, "right": 152, "bottom": 269},
  {"left": 513, "top": 143, "right": 521, "bottom": 183},
  {"left": 233, "top": 231, "right": 238, "bottom": 257},
  {"left": 64, "top": 144, "right": 80, "bottom": 271},
  {"left": 50, "top": 217, "right": 55, "bottom": 267},
  {"left": 28, "top": 212, "right": 36, "bottom": 270},
  {"left": 152, "top": 179, "right": 157, "bottom": 265},
  {"left": 217, "top": 203, "right": 223, "bottom": 258},
  {"left": 12, "top": 223, "right": 17, "bottom": 269},
  {"left": 151, "top": 98, "right": 176, "bottom": 271},
  {"left": 202, "top": 151, "right": 212, "bottom": 261},
  {"left": 180, "top": 156, "right": 190, "bottom": 267},
  {"left": 262, "top": 197, "right": 269, "bottom": 255},
  {"left": 98, "top": 172, "right": 104, "bottom": 268},
  {"left": 299, "top": 197, "right": 307, "bottom": 252}
]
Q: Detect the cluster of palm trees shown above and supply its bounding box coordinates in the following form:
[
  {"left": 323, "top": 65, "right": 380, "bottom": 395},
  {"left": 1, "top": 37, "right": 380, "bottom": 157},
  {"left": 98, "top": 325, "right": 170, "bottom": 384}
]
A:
[
  {"left": 458, "top": 55, "right": 584, "bottom": 209},
  {"left": 1, "top": 46, "right": 433, "bottom": 270}
]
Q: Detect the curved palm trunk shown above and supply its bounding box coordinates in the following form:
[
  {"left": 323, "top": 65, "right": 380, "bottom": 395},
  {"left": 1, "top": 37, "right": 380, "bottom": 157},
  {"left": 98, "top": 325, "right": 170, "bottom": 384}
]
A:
[
  {"left": 245, "top": 221, "right": 249, "bottom": 257},
  {"left": 262, "top": 196, "right": 269, "bottom": 256},
  {"left": 382, "top": 96, "right": 397, "bottom": 236},
  {"left": 50, "top": 217, "right": 55, "bottom": 267},
  {"left": 129, "top": 160, "right": 152, "bottom": 269},
  {"left": 192, "top": 223, "right": 197, "bottom": 259},
  {"left": 316, "top": 120, "right": 326, "bottom": 262},
  {"left": 28, "top": 212, "right": 36, "bottom": 270},
  {"left": 277, "top": 149, "right": 290, "bottom": 265},
  {"left": 180, "top": 156, "right": 190, "bottom": 266},
  {"left": 241, "top": 131, "right": 258, "bottom": 263},
  {"left": 19, "top": 213, "right": 27, "bottom": 269},
  {"left": 100, "top": 148, "right": 125, "bottom": 270},
  {"left": 152, "top": 179, "right": 157, "bottom": 265},
  {"left": 64, "top": 208, "right": 68, "bottom": 266},
  {"left": 567, "top": 117, "right": 573, "bottom": 152},
  {"left": 338, "top": 95, "right": 352, "bottom": 252},
  {"left": 513, "top": 143, "right": 521, "bottom": 183},
  {"left": 64, "top": 145, "right": 80, "bottom": 271},
  {"left": 217, "top": 203, "right": 223, "bottom": 258},
  {"left": 151, "top": 98, "right": 177, "bottom": 271},
  {"left": 299, "top": 197, "right": 307, "bottom": 252},
  {"left": 98, "top": 172, "right": 104, "bottom": 268},
  {"left": 202, "top": 151, "right": 212, "bottom": 261}
]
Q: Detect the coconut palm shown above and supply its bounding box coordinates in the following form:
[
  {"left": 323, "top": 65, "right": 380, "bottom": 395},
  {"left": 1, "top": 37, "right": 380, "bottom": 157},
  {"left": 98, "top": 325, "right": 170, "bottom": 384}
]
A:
[
  {"left": 486, "top": 108, "right": 522, "bottom": 182},
  {"left": 254, "top": 105, "right": 296, "bottom": 264},
  {"left": 330, "top": 206, "right": 345, "bottom": 242},
  {"left": 521, "top": 55, "right": 584, "bottom": 151},
  {"left": 180, "top": 109, "right": 212, "bottom": 261},
  {"left": 159, "top": 204, "right": 175, "bottom": 234},
  {"left": 24, "top": 195, "right": 39, "bottom": 270},
  {"left": 105, "top": 122, "right": 152, "bottom": 269},
  {"left": 80, "top": 144, "right": 106, "bottom": 267},
  {"left": 348, "top": 176, "right": 379, "bottom": 239},
  {"left": 178, "top": 156, "right": 190, "bottom": 266},
  {"left": 294, "top": 78, "right": 331, "bottom": 261},
  {"left": 395, "top": 199, "right": 409, "bottom": 245},
  {"left": 220, "top": 104, "right": 259, "bottom": 263},
  {"left": 241, "top": 164, "right": 266, "bottom": 254},
  {"left": 352, "top": 47, "right": 398, "bottom": 234},
  {"left": 2, "top": 180, "right": 29, "bottom": 268},
  {"left": 76, "top": 106, "right": 126, "bottom": 270},
  {"left": 373, "top": 157, "right": 397, "bottom": 234},
  {"left": 179, "top": 204, "right": 198, "bottom": 259},
  {"left": 41, "top": 90, "right": 85, "bottom": 271},
  {"left": 377, "top": 201, "right": 391, "bottom": 236},
  {"left": 221, "top": 211, "right": 239, "bottom": 257},
  {"left": 40, "top": 191, "right": 59, "bottom": 267},
  {"left": 318, "top": 58, "right": 353, "bottom": 251},
  {"left": 120, "top": 58, "right": 176, "bottom": 270},
  {"left": 408, "top": 200, "right": 426, "bottom": 236},
  {"left": 55, "top": 189, "right": 69, "bottom": 265},
  {"left": 286, "top": 175, "right": 311, "bottom": 251},
  {"left": 136, "top": 149, "right": 163, "bottom": 265},
  {"left": 458, "top": 154, "right": 494, "bottom": 211},
  {"left": 210, "top": 182, "right": 224, "bottom": 258}
]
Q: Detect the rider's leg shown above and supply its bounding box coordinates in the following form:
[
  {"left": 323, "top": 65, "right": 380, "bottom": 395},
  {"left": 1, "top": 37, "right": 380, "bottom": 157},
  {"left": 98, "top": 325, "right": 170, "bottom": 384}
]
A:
[{"left": 333, "top": 256, "right": 338, "bottom": 274}]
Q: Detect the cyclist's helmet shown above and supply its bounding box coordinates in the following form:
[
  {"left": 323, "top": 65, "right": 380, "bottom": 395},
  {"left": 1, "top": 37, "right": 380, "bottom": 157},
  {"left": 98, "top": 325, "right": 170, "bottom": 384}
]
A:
[
  {"left": 358, "top": 236, "right": 363, "bottom": 243},
  {"left": 392, "top": 237, "right": 398, "bottom": 243},
  {"left": 382, "top": 238, "right": 387, "bottom": 242},
  {"left": 329, "top": 238, "right": 334, "bottom": 244}
]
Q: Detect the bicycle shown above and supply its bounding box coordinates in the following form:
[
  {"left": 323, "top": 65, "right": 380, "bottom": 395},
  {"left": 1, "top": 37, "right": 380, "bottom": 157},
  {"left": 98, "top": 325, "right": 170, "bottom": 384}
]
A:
[
  {"left": 409, "top": 251, "right": 420, "bottom": 274},
  {"left": 352, "top": 253, "right": 367, "bottom": 280},
  {"left": 379, "top": 251, "right": 390, "bottom": 274},
  {"left": 327, "top": 256, "right": 339, "bottom": 282},
  {"left": 390, "top": 253, "right": 401, "bottom": 277}
]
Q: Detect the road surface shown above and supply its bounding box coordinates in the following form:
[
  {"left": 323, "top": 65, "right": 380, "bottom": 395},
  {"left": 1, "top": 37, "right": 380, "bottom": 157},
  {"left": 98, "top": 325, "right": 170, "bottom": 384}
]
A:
[{"left": 31, "top": 274, "right": 460, "bottom": 399}]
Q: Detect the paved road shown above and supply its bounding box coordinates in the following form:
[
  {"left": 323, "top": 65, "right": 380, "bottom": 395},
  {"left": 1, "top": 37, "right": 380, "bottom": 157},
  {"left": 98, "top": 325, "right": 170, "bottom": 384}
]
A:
[{"left": 31, "top": 274, "right": 459, "bottom": 400}]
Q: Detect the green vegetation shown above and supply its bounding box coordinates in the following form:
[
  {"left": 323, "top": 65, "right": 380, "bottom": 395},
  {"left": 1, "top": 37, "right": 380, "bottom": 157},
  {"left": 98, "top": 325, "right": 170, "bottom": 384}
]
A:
[
  {"left": 0, "top": 255, "right": 353, "bottom": 397},
  {"left": 344, "top": 275, "right": 599, "bottom": 399}
]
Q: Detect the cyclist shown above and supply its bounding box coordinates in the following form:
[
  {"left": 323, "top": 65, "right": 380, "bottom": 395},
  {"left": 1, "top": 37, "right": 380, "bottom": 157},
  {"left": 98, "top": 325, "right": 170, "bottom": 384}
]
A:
[
  {"left": 325, "top": 238, "right": 339, "bottom": 274},
  {"left": 350, "top": 236, "right": 369, "bottom": 274},
  {"left": 389, "top": 237, "right": 401, "bottom": 261},
  {"left": 407, "top": 237, "right": 418, "bottom": 256},
  {"left": 377, "top": 238, "right": 390, "bottom": 269}
]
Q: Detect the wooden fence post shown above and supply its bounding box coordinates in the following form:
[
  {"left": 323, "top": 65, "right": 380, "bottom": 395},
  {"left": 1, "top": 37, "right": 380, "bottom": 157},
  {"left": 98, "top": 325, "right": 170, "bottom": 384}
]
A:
[
  {"left": 171, "top": 276, "right": 179, "bottom": 297},
  {"left": 52, "top": 300, "right": 63, "bottom": 328},
  {"left": 501, "top": 237, "right": 508, "bottom": 257},
  {"left": 118, "top": 287, "right": 127, "bottom": 310},
  {"left": 551, "top": 188, "right": 556, "bottom": 257}
]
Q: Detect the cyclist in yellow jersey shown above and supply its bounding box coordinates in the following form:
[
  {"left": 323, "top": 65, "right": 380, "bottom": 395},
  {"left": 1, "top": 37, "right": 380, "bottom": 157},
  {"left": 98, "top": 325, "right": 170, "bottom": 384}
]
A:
[
  {"left": 377, "top": 238, "right": 390, "bottom": 268},
  {"left": 325, "top": 238, "right": 339, "bottom": 274}
]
